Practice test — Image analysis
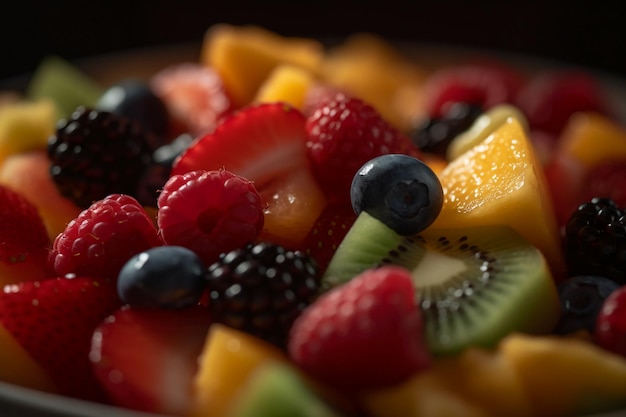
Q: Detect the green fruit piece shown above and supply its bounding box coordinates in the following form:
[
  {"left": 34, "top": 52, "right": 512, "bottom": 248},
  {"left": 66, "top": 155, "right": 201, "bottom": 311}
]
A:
[
  {"left": 323, "top": 212, "right": 560, "bottom": 356},
  {"left": 226, "top": 361, "right": 344, "bottom": 417},
  {"left": 446, "top": 104, "right": 528, "bottom": 161},
  {"left": 26, "top": 55, "right": 103, "bottom": 120}
]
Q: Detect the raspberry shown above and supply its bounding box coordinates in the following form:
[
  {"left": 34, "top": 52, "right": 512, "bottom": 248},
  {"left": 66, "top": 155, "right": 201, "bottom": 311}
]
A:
[
  {"left": 305, "top": 93, "right": 416, "bottom": 203},
  {"left": 48, "top": 194, "right": 163, "bottom": 280},
  {"left": 595, "top": 286, "right": 626, "bottom": 357},
  {"left": 564, "top": 198, "right": 626, "bottom": 284},
  {"left": 157, "top": 169, "right": 264, "bottom": 266},
  {"left": 206, "top": 241, "right": 320, "bottom": 348},
  {"left": 48, "top": 107, "right": 158, "bottom": 208}
]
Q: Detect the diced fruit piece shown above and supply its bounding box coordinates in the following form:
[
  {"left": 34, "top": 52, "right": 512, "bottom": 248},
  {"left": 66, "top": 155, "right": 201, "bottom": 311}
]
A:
[
  {"left": 91, "top": 306, "right": 212, "bottom": 415},
  {"left": 554, "top": 275, "right": 620, "bottom": 335},
  {"left": 48, "top": 194, "right": 163, "bottom": 280},
  {"left": 446, "top": 103, "right": 528, "bottom": 161},
  {"left": 289, "top": 266, "right": 432, "bottom": 390},
  {"left": 151, "top": 63, "right": 233, "bottom": 137},
  {"left": 350, "top": 154, "right": 443, "bottom": 236},
  {"left": 595, "top": 285, "right": 626, "bottom": 357},
  {"left": 117, "top": 246, "right": 207, "bottom": 309},
  {"left": 325, "top": 215, "right": 560, "bottom": 356},
  {"left": 0, "top": 184, "right": 49, "bottom": 286},
  {"left": 0, "top": 276, "right": 121, "bottom": 401},
  {"left": 320, "top": 32, "right": 426, "bottom": 132},
  {"left": 515, "top": 70, "right": 611, "bottom": 136},
  {"left": 157, "top": 169, "right": 264, "bottom": 267},
  {"left": 172, "top": 102, "right": 327, "bottom": 248},
  {"left": 429, "top": 117, "right": 565, "bottom": 279},
  {"left": 305, "top": 93, "right": 416, "bottom": 204},
  {"left": 253, "top": 64, "right": 316, "bottom": 109},
  {"left": 421, "top": 62, "right": 524, "bottom": 119},
  {"left": 363, "top": 346, "right": 533, "bottom": 417},
  {"left": 202, "top": 24, "right": 324, "bottom": 108},
  {"left": 26, "top": 55, "right": 103, "bottom": 119},
  {"left": 0, "top": 150, "right": 82, "bottom": 240},
  {"left": 226, "top": 361, "right": 344, "bottom": 417},
  {"left": 362, "top": 370, "right": 492, "bottom": 417},
  {"left": 0, "top": 99, "right": 56, "bottom": 164},
  {"left": 206, "top": 242, "right": 320, "bottom": 348},
  {"left": 0, "top": 324, "right": 57, "bottom": 393},
  {"left": 188, "top": 324, "right": 289, "bottom": 417},
  {"left": 500, "top": 332, "right": 626, "bottom": 417}
]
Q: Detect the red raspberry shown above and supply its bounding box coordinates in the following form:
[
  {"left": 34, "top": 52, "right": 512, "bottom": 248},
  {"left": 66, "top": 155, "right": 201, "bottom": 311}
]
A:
[
  {"left": 595, "top": 286, "right": 626, "bottom": 357},
  {"left": 305, "top": 93, "right": 416, "bottom": 203},
  {"left": 48, "top": 194, "right": 163, "bottom": 280},
  {"left": 157, "top": 169, "right": 264, "bottom": 266},
  {"left": 288, "top": 265, "right": 432, "bottom": 390}
]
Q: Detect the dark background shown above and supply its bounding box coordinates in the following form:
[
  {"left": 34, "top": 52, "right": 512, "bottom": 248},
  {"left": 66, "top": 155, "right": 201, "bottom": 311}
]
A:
[{"left": 2, "top": 2, "right": 626, "bottom": 80}]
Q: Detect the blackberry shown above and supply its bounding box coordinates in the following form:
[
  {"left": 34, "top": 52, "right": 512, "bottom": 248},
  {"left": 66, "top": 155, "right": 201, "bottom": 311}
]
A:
[
  {"left": 564, "top": 197, "right": 626, "bottom": 284},
  {"left": 48, "top": 106, "right": 158, "bottom": 208},
  {"left": 206, "top": 242, "right": 320, "bottom": 348},
  {"left": 410, "top": 102, "right": 483, "bottom": 156}
]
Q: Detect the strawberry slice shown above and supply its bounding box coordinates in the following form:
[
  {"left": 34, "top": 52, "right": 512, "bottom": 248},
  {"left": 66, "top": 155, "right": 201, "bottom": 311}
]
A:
[
  {"left": 288, "top": 265, "right": 432, "bottom": 391},
  {"left": 0, "top": 275, "right": 121, "bottom": 402},
  {"left": 0, "top": 184, "right": 50, "bottom": 285},
  {"left": 172, "top": 102, "right": 327, "bottom": 248},
  {"left": 91, "top": 306, "right": 212, "bottom": 415}
]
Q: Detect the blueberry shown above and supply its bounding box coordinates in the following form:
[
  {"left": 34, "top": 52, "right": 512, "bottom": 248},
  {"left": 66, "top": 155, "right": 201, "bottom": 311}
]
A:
[
  {"left": 117, "top": 246, "right": 207, "bottom": 309},
  {"left": 553, "top": 275, "right": 621, "bottom": 335},
  {"left": 97, "top": 79, "right": 169, "bottom": 141},
  {"left": 350, "top": 154, "right": 444, "bottom": 235}
]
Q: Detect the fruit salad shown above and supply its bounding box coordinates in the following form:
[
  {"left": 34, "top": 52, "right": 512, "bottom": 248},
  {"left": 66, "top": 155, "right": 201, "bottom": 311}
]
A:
[{"left": 2, "top": 23, "right": 626, "bottom": 417}]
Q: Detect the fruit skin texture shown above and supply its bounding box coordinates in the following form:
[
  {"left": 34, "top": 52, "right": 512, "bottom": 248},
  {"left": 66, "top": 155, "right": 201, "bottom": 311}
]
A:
[
  {"left": 157, "top": 169, "right": 264, "bottom": 267},
  {"left": 500, "top": 332, "right": 626, "bottom": 417},
  {"left": 0, "top": 184, "right": 50, "bottom": 286},
  {"left": 189, "top": 323, "right": 289, "bottom": 417},
  {"left": 429, "top": 117, "right": 565, "bottom": 280},
  {"left": 91, "top": 306, "right": 212, "bottom": 415},
  {"left": 0, "top": 275, "right": 122, "bottom": 402},
  {"left": 288, "top": 265, "right": 432, "bottom": 391},
  {"left": 595, "top": 286, "right": 626, "bottom": 357},
  {"left": 172, "top": 102, "right": 327, "bottom": 248},
  {"left": 48, "top": 194, "right": 163, "bottom": 280},
  {"left": 350, "top": 154, "right": 444, "bottom": 236},
  {"left": 305, "top": 93, "right": 417, "bottom": 204}
]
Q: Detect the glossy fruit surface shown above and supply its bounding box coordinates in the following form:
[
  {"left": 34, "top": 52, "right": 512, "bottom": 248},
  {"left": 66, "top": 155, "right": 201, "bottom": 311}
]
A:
[
  {"left": 350, "top": 154, "right": 443, "bottom": 236},
  {"left": 595, "top": 286, "right": 626, "bottom": 357}
]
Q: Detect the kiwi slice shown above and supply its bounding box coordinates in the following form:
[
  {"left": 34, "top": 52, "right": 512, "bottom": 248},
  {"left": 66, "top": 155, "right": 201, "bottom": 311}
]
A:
[{"left": 323, "top": 212, "right": 561, "bottom": 356}]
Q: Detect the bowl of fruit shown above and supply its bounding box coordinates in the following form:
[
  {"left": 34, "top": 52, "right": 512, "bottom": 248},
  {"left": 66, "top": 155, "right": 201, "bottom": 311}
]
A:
[{"left": 2, "top": 22, "right": 626, "bottom": 417}]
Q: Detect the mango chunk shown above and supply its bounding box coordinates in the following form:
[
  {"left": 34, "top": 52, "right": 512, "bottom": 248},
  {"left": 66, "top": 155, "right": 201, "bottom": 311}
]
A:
[{"left": 254, "top": 64, "right": 316, "bottom": 109}]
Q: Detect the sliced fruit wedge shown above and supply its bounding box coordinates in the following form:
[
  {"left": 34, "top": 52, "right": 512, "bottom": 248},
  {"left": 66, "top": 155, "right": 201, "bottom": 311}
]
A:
[
  {"left": 172, "top": 102, "right": 327, "bottom": 248},
  {"left": 324, "top": 213, "right": 560, "bottom": 356}
]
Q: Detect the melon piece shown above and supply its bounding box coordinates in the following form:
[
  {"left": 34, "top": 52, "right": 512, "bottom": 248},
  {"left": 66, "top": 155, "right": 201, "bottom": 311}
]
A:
[
  {"left": 428, "top": 117, "right": 565, "bottom": 280},
  {"left": 0, "top": 324, "right": 57, "bottom": 393},
  {"left": 500, "top": 333, "right": 626, "bottom": 417},
  {"left": 0, "top": 150, "right": 82, "bottom": 240},
  {"left": 254, "top": 64, "right": 316, "bottom": 109},
  {"left": 202, "top": 24, "right": 324, "bottom": 108},
  {"left": 321, "top": 32, "right": 426, "bottom": 132},
  {"left": 188, "top": 324, "right": 289, "bottom": 417}
]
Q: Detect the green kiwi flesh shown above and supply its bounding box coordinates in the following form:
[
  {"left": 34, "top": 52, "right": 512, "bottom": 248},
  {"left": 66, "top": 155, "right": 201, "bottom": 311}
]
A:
[{"left": 323, "top": 212, "right": 561, "bottom": 357}]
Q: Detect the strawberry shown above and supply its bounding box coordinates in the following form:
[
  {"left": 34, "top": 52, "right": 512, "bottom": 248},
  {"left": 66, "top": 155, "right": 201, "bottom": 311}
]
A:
[
  {"left": 288, "top": 265, "right": 431, "bottom": 390},
  {"left": 151, "top": 63, "right": 234, "bottom": 137},
  {"left": 91, "top": 306, "right": 212, "bottom": 415},
  {"left": 299, "top": 203, "right": 357, "bottom": 274},
  {"left": 171, "top": 102, "right": 327, "bottom": 249},
  {"left": 305, "top": 93, "right": 416, "bottom": 205},
  {"left": 48, "top": 194, "right": 163, "bottom": 280},
  {"left": 421, "top": 63, "right": 524, "bottom": 119},
  {"left": 0, "top": 184, "right": 50, "bottom": 285},
  {"left": 580, "top": 160, "right": 626, "bottom": 208},
  {"left": 157, "top": 169, "right": 265, "bottom": 266},
  {"left": 0, "top": 275, "right": 121, "bottom": 401}
]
